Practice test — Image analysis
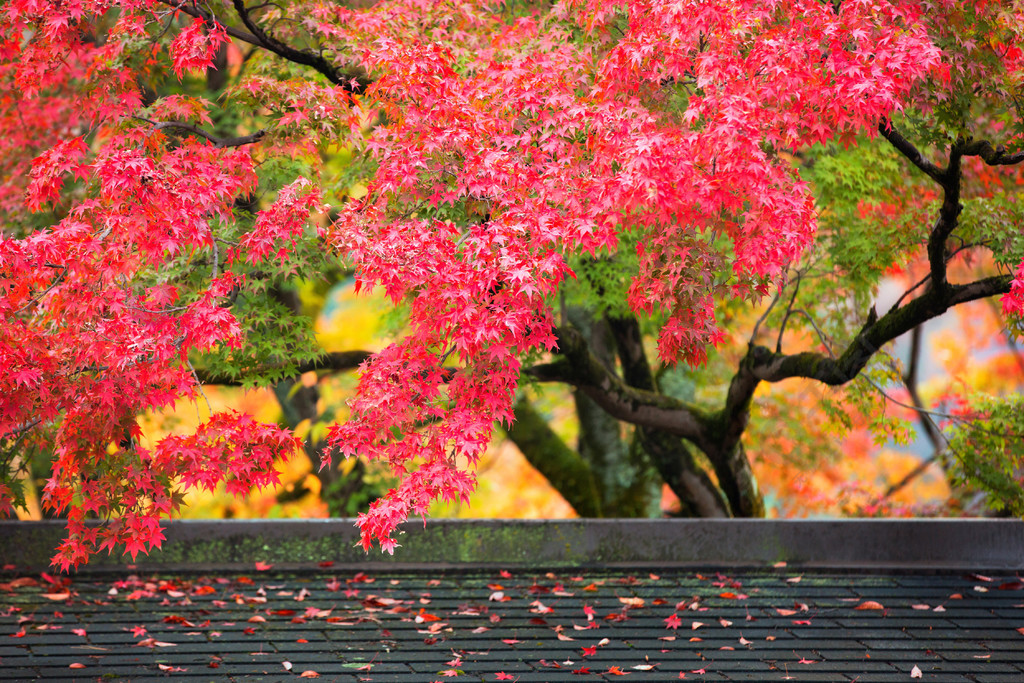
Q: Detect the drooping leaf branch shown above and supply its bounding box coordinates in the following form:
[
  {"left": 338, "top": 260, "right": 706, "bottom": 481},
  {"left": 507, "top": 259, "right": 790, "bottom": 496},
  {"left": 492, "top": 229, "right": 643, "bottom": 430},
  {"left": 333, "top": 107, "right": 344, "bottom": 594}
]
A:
[{"left": 160, "top": 0, "right": 367, "bottom": 90}]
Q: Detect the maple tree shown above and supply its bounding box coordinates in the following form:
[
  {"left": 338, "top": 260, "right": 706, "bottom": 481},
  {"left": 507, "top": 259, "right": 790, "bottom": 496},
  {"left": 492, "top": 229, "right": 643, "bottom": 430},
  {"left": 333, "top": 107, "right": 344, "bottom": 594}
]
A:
[{"left": 2, "top": 0, "right": 1024, "bottom": 567}]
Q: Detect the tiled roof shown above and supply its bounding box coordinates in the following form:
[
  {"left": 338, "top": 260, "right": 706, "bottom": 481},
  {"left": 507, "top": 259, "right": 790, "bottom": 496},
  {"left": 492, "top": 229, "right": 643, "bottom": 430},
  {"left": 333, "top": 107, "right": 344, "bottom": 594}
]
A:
[{"left": 3, "top": 566, "right": 1023, "bottom": 682}]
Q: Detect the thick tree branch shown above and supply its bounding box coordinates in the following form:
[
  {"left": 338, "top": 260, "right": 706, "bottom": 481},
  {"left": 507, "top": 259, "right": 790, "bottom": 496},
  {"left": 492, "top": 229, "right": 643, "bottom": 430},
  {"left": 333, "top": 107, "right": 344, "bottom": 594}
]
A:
[
  {"left": 927, "top": 143, "right": 965, "bottom": 297},
  {"left": 525, "top": 327, "right": 712, "bottom": 446},
  {"left": 230, "top": 0, "right": 362, "bottom": 89},
  {"left": 636, "top": 428, "right": 730, "bottom": 517},
  {"left": 878, "top": 121, "right": 945, "bottom": 182},
  {"left": 960, "top": 139, "right": 1024, "bottom": 166},
  {"left": 194, "top": 350, "right": 372, "bottom": 385},
  {"left": 750, "top": 274, "right": 1012, "bottom": 385},
  {"left": 506, "top": 397, "right": 602, "bottom": 518},
  {"left": 902, "top": 325, "right": 943, "bottom": 450}
]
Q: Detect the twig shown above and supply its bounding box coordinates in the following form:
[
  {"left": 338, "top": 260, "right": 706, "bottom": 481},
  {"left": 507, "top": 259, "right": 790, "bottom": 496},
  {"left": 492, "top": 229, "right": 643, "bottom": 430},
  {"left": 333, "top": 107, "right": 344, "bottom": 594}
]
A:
[
  {"left": 14, "top": 264, "right": 67, "bottom": 314},
  {"left": 775, "top": 271, "right": 802, "bottom": 352},
  {"left": 750, "top": 279, "right": 784, "bottom": 345},
  {"left": 879, "top": 454, "right": 940, "bottom": 500},
  {"left": 186, "top": 358, "right": 214, "bottom": 418},
  {"left": 789, "top": 309, "right": 835, "bottom": 357}
]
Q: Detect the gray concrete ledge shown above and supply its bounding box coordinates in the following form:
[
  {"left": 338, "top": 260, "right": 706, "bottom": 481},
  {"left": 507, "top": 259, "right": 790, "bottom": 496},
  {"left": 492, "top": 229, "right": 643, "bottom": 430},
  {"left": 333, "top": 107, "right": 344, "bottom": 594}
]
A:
[{"left": 1, "top": 518, "right": 1022, "bottom": 573}]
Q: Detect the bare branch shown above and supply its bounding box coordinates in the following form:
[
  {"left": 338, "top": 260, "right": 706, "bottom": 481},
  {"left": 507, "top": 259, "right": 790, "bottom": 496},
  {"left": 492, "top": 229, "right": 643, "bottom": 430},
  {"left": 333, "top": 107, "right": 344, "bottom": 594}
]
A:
[
  {"left": 879, "top": 455, "right": 939, "bottom": 501},
  {"left": 194, "top": 350, "right": 373, "bottom": 385},
  {"left": 774, "top": 270, "right": 802, "bottom": 352},
  {"left": 133, "top": 117, "right": 267, "bottom": 148}
]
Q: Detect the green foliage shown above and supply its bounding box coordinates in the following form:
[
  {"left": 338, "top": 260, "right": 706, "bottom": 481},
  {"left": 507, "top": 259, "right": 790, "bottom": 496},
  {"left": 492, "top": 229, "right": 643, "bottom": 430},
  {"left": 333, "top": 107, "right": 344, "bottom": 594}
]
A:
[
  {"left": 947, "top": 396, "right": 1024, "bottom": 514},
  {"left": 959, "top": 194, "right": 1024, "bottom": 273},
  {"left": 563, "top": 236, "right": 641, "bottom": 320},
  {"left": 804, "top": 139, "right": 928, "bottom": 292}
]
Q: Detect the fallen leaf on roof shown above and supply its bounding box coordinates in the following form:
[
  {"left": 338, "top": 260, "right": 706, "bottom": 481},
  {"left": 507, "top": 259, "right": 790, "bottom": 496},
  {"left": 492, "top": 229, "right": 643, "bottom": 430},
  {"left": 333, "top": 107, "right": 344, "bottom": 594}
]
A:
[
  {"left": 494, "top": 674, "right": 515, "bottom": 681},
  {"left": 69, "top": 663, "right": 86, "bottom": 669},
  {"left": 605, "top": 665, "right": 627, "bottom": 675},
  {"left": 254, "top": 561, "right": 272, "bottom": 571},
  {"left": 855, "top": 601, "right": 885, "bottom": 610},
  {"left": 135, "top": 638, "right": 175, "bottom": 647},
  {"left": 775, "top": 608, "right": 797, "bottom": 616},
  {"left": 299, "top": 670, "right": 320, "bottom": 678},
  {"left": 910, "top": 604, "right": 930, "bottom": 610},
  {"left": 42, "top": 592, "right": 70, "bottom": 600},
  {"left": 910, "top": 664, "right": 923, "bottom": 678}
]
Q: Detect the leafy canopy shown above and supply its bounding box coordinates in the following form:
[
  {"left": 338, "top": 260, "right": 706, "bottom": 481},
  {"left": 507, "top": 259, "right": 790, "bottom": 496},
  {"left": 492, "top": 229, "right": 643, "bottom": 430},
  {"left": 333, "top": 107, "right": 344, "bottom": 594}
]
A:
[{"left": 0, "top": 0, "right": 1021, "bottom": 565}]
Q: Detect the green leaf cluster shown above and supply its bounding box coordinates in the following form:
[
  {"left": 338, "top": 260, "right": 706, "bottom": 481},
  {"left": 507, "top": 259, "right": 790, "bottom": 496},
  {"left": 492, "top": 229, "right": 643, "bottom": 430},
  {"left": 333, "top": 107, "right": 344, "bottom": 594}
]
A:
[{"left": 947, "top": 395, "right": 1024, "bottom": 514}]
